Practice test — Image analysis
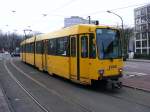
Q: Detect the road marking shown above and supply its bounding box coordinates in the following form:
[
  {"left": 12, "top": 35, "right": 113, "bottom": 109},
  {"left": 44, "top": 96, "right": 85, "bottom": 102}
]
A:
[
  {"left": 123, "top": 71, "right": 148, "bottom": 78},
  {"left": 124, "top": 65, "right": 137, "bottom": 68},
  {"left": 4, "top": 60, "right": 51, "bottom": 112}
]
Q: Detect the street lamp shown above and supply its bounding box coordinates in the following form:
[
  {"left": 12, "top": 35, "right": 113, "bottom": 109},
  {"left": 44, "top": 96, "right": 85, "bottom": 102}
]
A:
[
  {"left": 42, "top": 14, "right": 47, "bottom": 17},
  {"left": 107, "top": 10, "right": 124, "bottom": 31},
  {"left": 107, "top": 10, "right": 126, "bottom": 60},
  {"left": 12, "top": 10, "right": 16, "bottom": 13}
]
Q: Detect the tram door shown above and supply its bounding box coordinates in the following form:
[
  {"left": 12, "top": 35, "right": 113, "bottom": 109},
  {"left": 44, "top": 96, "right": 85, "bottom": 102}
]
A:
[
  {"left": 42, "top": 40, "right": 48, "bottom": 71},
  {"left": 79, "top": 34, "right": 90, "bottom": 83},
  {"left": 70, "top": 35, "right": 79, "bottom": 80}
]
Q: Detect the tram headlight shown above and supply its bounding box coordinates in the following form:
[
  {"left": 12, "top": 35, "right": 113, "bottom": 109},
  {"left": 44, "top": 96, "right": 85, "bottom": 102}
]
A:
[
  {"left": 98, "top": 69, "right": 104, "bottom": 75},
  {"left": 118, "top": 68, "right": 123, "bottom": 74}
]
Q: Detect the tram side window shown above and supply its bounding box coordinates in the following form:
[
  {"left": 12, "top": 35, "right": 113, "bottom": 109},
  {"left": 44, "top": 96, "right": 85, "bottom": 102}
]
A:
[
  {"left": 26, "top": 44, "right": 29, "bottom": 53},
  {"left": 30, "top": 43, "right": 34, "bottom": 53},
  {"left": 24, "top": 45, "right": 26, "bottom": 53},
  {"left": 22, "top": 45, "right": 25, "bottom": 53},
  {"left": 48, "top": 39, "right": 56, "bottom": 55},
  {"left": 71, "top": 37, "right": 76, "bottom": 57},
  {"left": 29, "top": 44, "right": 32, "bottom": 53},
  {"left": 56, "top": 37, "right": 69, "bottom": 56},
  {"left": 20, "top": 45, "right": 22, "bottom": 53},
  {"left": 30, "top": 43, "right": 33, "bottom": 53},
  {"left": 22, "top": 45, "right": 24, "bottom": 53},
  {"left": 81, "top": 36, "right": 88, "bottom": 58},
  {"left": 25, "top": 44, "right": 27, "bottom": 53},
  {"left": 89, "top": 33, "right": 96, "bottom": 58},
  {"left": 66, "top": 37, "right": 70, "bottom": 56},
  {"left": 21, "top": 45, "right": 23, "bottom": 53},
  {"left": 36, "top": 41, "right": 43, "bottom": 54},
  {"left": 28, "top": 44, "right": 30, "bottom": 53}
]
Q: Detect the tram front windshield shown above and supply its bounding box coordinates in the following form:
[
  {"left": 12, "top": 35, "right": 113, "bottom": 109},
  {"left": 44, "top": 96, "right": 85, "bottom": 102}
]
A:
[{"left": 96, "top": 28, "right": 122, "bottom": 59}]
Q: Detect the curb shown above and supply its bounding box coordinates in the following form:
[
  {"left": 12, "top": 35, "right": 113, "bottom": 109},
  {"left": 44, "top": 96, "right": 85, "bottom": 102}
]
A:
[
  {"left": 126, "top": 59, "right": 150, "bottom": 63},
  {"left": 122, "top": 84, "right": 150, "bottom": 93}
]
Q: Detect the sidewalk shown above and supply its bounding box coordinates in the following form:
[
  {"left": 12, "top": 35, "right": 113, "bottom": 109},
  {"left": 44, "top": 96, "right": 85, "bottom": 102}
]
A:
[
  {"left": 127, "top": 58, "right": 150, "bottom": 63},
  {"left": 124, "top": 58, "right": 150, "bottom": 91},
  {"left": 121, "top": 74, "right": 150, "bottom": 92},
  {"left": 0, "top": 84, "right": 11, "bottom": 112}
]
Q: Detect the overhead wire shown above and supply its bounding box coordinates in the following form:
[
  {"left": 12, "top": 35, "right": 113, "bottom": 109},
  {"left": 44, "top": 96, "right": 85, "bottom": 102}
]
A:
[
  {"left": 8, "top": 1, "right": 149, "bottom": 33},
  {"left": 80, "top": 2, "right": 149, "bottom": 16},
  {"left": 44, "top": 0, "right": 78, "bottom": 17}
]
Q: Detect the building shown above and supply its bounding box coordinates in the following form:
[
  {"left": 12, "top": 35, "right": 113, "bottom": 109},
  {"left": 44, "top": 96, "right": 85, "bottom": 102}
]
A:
[
  {"left": 64, "top": 16, "right": 98, "bottom": 27},
  {"left": 134, "top": 4, "right": 150, "bottom": 55}
]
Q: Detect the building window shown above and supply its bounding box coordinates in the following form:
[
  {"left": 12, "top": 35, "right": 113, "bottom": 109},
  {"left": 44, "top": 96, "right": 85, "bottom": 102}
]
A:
[
  {"left": 135, "top": 10, "right": 140, "bottom": 17},
  {"left": 141, "top": 16, "right": 147, "bottom": 23},
  {"left": 149, "top": 33, "right": 150, "bottom": 46},
  {"left": 147, "top": 6, "right": 150, "bottom": 13},
  {"left": 135, "top": 18, "right": 140, "bottom": 24},
  {"left": 148, "top": 14, "right": 150, "bottom": 22},
  {"left": 141, "top": 8, "right": 146, "bottom": 15},
  {"left": 148, "top": 23, "right": 150, "bottom": 31},
  {"left": 141, "top": 24, "right": 147, "bottom": 32},
  {"left": 142, "top": 32, "right": 147, "bottom": 39},
  {"left": 136, "top": 49, "right": 141, "bottom": 54},
  {"left": 136, "top": 33, "right": 140, "bottom": 40},
  {"left": 135, "top": 25, "right": 140, "bottom": 31},
  {"left": 142, "top": 49, "right": 147, "bottom": 54},
  {"left": 142, "top": 40, "right": 147, "bottom": 47},
  {"left": 136, "top": 41, "right": 141, "bottom": 48}
]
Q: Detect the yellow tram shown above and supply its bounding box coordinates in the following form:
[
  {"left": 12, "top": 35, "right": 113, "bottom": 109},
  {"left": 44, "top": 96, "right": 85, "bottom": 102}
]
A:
[{"left": 20, "top": 24, "right": 123, "bottom": 87}]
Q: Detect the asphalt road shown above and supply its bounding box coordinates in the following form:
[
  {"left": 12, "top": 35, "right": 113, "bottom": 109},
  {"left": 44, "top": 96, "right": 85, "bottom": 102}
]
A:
[
  {"left": 124, "top": 61, "right": 150, "bottom": 77},
  {"left": 0, "top": 56, "right": 150, "bottom": 112}
]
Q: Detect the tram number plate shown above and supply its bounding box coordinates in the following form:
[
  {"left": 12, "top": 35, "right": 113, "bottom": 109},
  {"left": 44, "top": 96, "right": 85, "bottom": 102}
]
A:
[{"left": 109, "top": 65, "right": 117, "bottom": 70}]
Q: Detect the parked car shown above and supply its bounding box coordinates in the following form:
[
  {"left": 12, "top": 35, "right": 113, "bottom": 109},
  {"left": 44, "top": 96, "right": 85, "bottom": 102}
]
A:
[
  {"left": 4, "top": 51, "right": 9, "bottom": 55},
  {"left": 11, "top": 52, "right": 20, "bottom": 57}
]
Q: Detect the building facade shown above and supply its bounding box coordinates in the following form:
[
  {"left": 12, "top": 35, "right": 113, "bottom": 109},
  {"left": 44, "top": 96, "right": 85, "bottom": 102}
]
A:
[
  {"left": 134, "top": 4, "right": 150, "bottom": 55},
  {"left": 64, "top": 16, "right": 97, "bottom": 27}
]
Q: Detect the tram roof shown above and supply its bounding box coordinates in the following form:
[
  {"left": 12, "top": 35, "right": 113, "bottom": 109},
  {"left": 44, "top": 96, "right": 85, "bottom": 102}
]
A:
[
  {"left": 21, "top": 24, "right": 117, "bottom": 44},
  {"left": 36, "top": 24, "right": 116, "bottom": 41},
  {"left": 20, "top": 36, "right": 35, "bottom": 45}
]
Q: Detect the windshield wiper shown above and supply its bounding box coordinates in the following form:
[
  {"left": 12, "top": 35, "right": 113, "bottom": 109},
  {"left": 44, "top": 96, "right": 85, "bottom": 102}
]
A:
[{"left": 101, "top": 42, "right": 105, "bottom": 59}]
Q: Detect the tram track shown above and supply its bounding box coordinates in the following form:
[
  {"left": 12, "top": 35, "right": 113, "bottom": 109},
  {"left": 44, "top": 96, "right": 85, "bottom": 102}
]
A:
[
  {"left": 7, "top": 58, "right": 150, "bottom": 111},
  {"left": 5, "top": 58, "right": 94, "bottom": 112},
  {"left": 4, "top": 60, "right": 51, "bottom": 112}
]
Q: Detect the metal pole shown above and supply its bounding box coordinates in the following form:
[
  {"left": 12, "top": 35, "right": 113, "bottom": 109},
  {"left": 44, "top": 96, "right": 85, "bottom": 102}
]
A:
[
  {"left": 88, "top": 16, "right": 91, "bottom": 24},
  {"left": 23, "top": 29, "right": 32, "bottom": 40}
]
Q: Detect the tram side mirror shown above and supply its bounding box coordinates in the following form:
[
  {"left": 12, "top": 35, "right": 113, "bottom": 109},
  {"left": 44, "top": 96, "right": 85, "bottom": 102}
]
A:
[{"left": 95, "top": 20, "right": 99, "bottom": 25}]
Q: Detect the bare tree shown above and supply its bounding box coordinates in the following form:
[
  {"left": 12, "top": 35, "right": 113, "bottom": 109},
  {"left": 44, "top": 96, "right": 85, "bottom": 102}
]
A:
[{"left": 0, "top": 31, "right": 23, "bottom": 53}]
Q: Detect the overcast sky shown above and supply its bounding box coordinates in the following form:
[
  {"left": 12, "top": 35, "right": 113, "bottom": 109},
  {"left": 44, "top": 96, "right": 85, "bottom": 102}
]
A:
[{"left": 0, "top": 0, "right": 149, "bottom": 34}]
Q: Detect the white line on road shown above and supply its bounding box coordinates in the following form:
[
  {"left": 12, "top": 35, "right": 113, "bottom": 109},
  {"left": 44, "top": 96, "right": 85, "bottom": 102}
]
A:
[
  {"left": 124, "top": 65, "right": 138, "bottom": 68},
  {"left": 123, "top": 71, "right": 148, "bottom": 78}
]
